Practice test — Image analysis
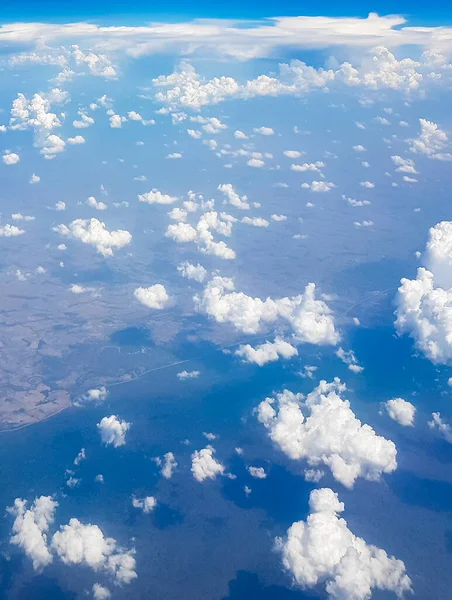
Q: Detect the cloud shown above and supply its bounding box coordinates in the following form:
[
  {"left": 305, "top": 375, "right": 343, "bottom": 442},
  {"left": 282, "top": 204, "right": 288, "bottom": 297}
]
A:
[
  {"left": 166, "top": 152, "right": 182, "bottom": 159},
  {"left": 191, "top": 446, "right": 225, "bottom": 482},
  {"left": 257, "top": 379, "right": 397, "bottom": 488},
  {"left": 12, "top": 213, "right": 35, "bottom": 221},
  {"left": 234, "top": 130, "right": 248, "bottom": 139},
  {"left": 87, "top": 196, "right": 107, "bottom": 210},
  {"left": 291, "top": 161, "right": 324, "bottom": 172},
  {"left": 53, "top": 218, "right": 132, "bottom": 256},
  {"left": 132, "top": 496, "right": 157, "bottom": 513},
  {"left": 235, "top": 337, "right": 298, "bottom": 366},
  {"left": 391, "top": 155, "right": 418, "bottom": 174},
  {"left": 195, "top": 276, "right": 339, "bottom": 345},
  {"left": 109, "top": 114, "right": 126, "bottom": 128},
  {"left": 156, "top": 452, "right": 177, "bottom": 479},
  {"left": 51, "top": 518, "right": 136, "bottom": 584},
  {"left": 336, "top": 347, "right": 364, "bottom": 373},
  {"left": 177, "top": 261, "right": 207, "bottom": 283},
  {"left": 408, "top": 118, "right": 452, "bottom": 161},
  {"left": 248, "top": 466, "right": 267, "bottom": 479},
  {"left": 138, "top": 189, "right": 178, "bottom": 205},
  {"left": 271, "top": 214, "right": 287, "bottom": 221},
  {"left": 92, "top": 584, "right": 111, "bottom": 600},
  {"left": 8, "top": 496, "right": 58, "bottom": 570},
  {"left": 134, "top": 284, "right": 171, "bottom": 309},
  {"left": 253, "top": 126, "right": 274, "bottom": 135},
  {"left": 0, "top": 224, "right": 25, "bottom": 237},
  {"left": 75, "top": 386, "right": 108, "bottom": 406},
  {"left": 248, "top": 158, "right": 265, "bottom": 168},
  {"left": 301, "top": 181, "right": 334, "bottom": 192},
  {"left": 384, "top": 398, "right": 416, "bottom": 427},
  {"left": 429, "top": 412, "right": 452, "bottom": 442},
  {"left": 277, "top": 488, "right": 411, "bottom": 599},
  {"left": 177, "top": 370, "right": 200, "bottom": 380},
  {"left": 67, "top": 135, "right": 85, "bottom": 144},
  {"left": 2, "top": 151, "right": 20, "bottom": 165},
  {"left": 30, "top": 173, "right": 40, "bottom": 184},
  {"left": 97, "top": 415, "right": 131, "bottom": 448},
  {"left": 241, "top": 216, "right": 269, "bottom": 227},
  {"left": 218, "top": 183, "right": 250, "bottom": 210},
  {"left": 73, "top": 111, "right": 94, "bottom": 128}
]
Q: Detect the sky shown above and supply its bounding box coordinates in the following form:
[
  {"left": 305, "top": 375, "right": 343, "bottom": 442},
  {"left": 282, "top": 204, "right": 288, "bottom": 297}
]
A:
[{"left": 1, "top": 5, "right": 452, "bottom": 600}]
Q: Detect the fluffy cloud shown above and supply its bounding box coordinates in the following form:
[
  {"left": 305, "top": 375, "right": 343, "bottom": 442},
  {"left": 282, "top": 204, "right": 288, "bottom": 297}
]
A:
[
  {"left": 156, "top": 451, "right": 177, "bottom": 479},
  {"left": 75, "top": 386, "right": 108, "bottom": 407},
  {"left": 53, "top": 218, "right": 132, "bottom": 256},
  {"left": 177, "top": 370, "right": 200, "bottom": 380},
  {"left": 336, "top": 347, "right": 364, "bottom": 373},
  {"left": 277, "top": 488, "right": 411, "bottom": 599},
  {"left": 235, "top": 337, "right": 298, "bottom": 366},
  {"left": 2, "top": 151, "right": 20, "bottom": 165},
  {"left": 92, "top": 584, "right": 111, "bottom": 600},
  {"left": 248, "top": 466, "right": 267, "bottom": 479},
  {"left": 132, "top": 496, "right": 157, "bottom": 513},
  {"left": 191, "top": 446, "right": 225, "bottom": 482},
  {"left": 67, "top": 135, "right": 85, "bottom": 144},
  {"left": 253, "top": 126, "right": 274, "bottom": 135},
  {"left": 8, "top": 496, "right": 58, "bottom": 570},
  {"left": 134, "top": 284, "right": 171, "bottom": 309},
  {"left": 87, "top": 196, "right": 107, "bottom": 210},
  {"left": 138, "top": 189, "right": 177, "bottom": 205},
  {"left": 242, "top": 216, "right": 269, "bottom": 227},
  {"left": 195, "top": 276, "right": 339, "bottom": 345},
  {"left": 257, "top": 379, "right": 397, "bottom": 488},
  {"left": 97, "top": 415, "right": 131, "bottom": 448},
  {"left": 408, "top": 118, "right": 452, "bottom": 161},
  {"left": 177, "top": 261, "right": 207, "bottom": 283},
  {"left": 428, "top": 412, "right": 452, "bottom": 443},
  {"left": 0, "top": 224, "right": 25, "bottom": 237},
  {"left": 301, "top": 181, "right": 334, "bottom": 192},
  {"left": 384, "top": 398, "right": 416, "bottom": 427},
  {"left": 218, "top": 183, "right": 250, "bottom": 210},
  {"left": 291, "top": 161, "right": 324, "bottom": 172},
  {"left": 52, "top": 518, "right": 136, "bottom": 584},
  {"left": 248, "top": 158, "right": 265, "bottom": 168}
]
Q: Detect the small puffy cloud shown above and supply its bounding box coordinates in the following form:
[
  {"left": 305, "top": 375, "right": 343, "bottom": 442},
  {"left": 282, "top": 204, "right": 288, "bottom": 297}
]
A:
[
  {"left": 235, "top": 337, "right": 298, "bottom": 366},
  {"left": 127, "top": 111, "right": 143, "bottom": 121},
  {"left": 92, "top": 584, "right": 111, "bottom": 600},
  {"left": 73, "top": 112, "right": 94, "bottom": 128},
  {"left": 166, "top": 222, "right": 198, "bottom": 243},
  {"left": 134, "top": 284, "right": 171, "bottom": 309},
  {"left": 3, "top": 151, "right": 20, "bottom": 165},
  {"left": 304, "top": 468, "right": 324, "bottom": 482},
  {"left": 242, "top": 216, "right": 269, "bottom": 227},
  {"left": 384, "top": 398, "right": 416, "bottom": 427},
  {"left": 248, "top": 466, "right": 267, "bottom": 479},
  {"left": 0, "top": 224, "right": 25, "bottom": 237},
  {"left": 277, "top": 488, "right": 412, "bottom": 599},
  {"left": 75, "top": 386, "right": 108, "bottom": 407},
  {"left": 336, "top": 347, "right": 363, "bottom": 373},
  {"left": 53, "top": 218, "right": 131, "bottom": 256},
  {"left": 408, "top": 118, "right": 452, "bottom": 161},
  {"left": 353, "top": 145, "right": 367, "bottom": 152},
  {"left": 51, "top": 518, "right": 136, "bottom": 584},
  {"left": 271, "top": 214, "right": 287, "bottom": 222},
  {"left": 301, "top": 181, "right": 334, "bottom": 192},
  {"left": 97, "top": 415, "right": 131, "bottom": 448},
  {"left": 291, "top": 161, "right": 324, "bottom": 172},
  {"left": 257, "top": 379, "right": 397, "bottom": 488},
  {"left": 8, "top": 496, "right": 58, "bottom": 570},
  {"left": 87, "top": 196, "right": 107, "bottom": 211},
  {"left": 70, "top": 284, "right": 93, "bottom": 294},
  {"left": 74, "top": 448, "right": 86, "bottom": 466},
  {"left": 253, "top": 126, "right": 274, "bottom": 135},
  {"left": 360, "top": 180, "right": 375, "bottom": 188},
  {"left": 248, "top": 158, "right": 265, "bottom": 168},
  {"left": 55, "top": 201, "right": 66, "bottom": 211},
  {"left": 234, "top": 130, "right": 248, "bottom": 139},
  {"left": 109, "top": 114, "right": 126, "bottom": 128},
  {"left": 132, "top": 496, "right": 157, "bottom": 513},
  {"left": 187, "top": 128, "right": 202, "bottom": 139},
  {"left": 67, "top": 135, "right": 85, "bottom": 145},
  {"left": 177, "top": 261, "right": 207, "bottom": 283},
  {"left": 138, "top": 189, "right": 177, "bottom": 205},
  {"left": 191, "top": 446, "right": 225, "bottom": 482},
  {"left": 428, "top": 412, "right": 452, "bottom": 443},
  {"left": 391, "top": 155, "right": 418, "bottom": 174},
  {"left": 166, "top": 152, "right": 182, "bottom": 159},
  {"left": 29, "top": 173, "right": 40, "bottom": 184},
  {"left": 158, "top": 452, "right": 177, "bottom": 479},
  {"left": 284, "top": 150, "right": 303, "bottom": 158},
  {"left": 41, "top": 134, "right": 65, "bottom": 159},
  {"left": 218, "top": 183, "right": 250, "bottom": 210},
  {"left": 177, "top": 370, "right": 200, "bottom": 380},
  {"left": 12, "top": 213, "right": 34, "bottom": 221}
]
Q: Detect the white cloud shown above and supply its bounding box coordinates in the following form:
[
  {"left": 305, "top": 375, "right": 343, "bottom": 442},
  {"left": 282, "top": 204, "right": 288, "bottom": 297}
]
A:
[
  {"left": 353, "top": 145, "right": 367, "bottom": 152},
  {"left": 67, "top": 135, "right": 85, "bottom": 144},
  {"left": 234, "top": 130, "right": 248, "bottom": 139},
  {"left": 87, "top": 196, "right": 107, "bottom": 210},
  {"left": 277, "top": 488, "right": 411, "bottom": 599},
  {"left": 271, "top": 214, "right": 287, "bottom": 222},
  {"left": 41, "top": 134, "right": 66, "bottom": 159},
  {"left": 235, "top": 337, "right": 298, "bottom": 366},
  {"left": 2, "top": 151, "right": 20, "bottom": 165},
  {"left": 384, "top": 398, "right": 416, "bottom": 427},
  {"left": 92, "top": 583, "right": 111, "bottom": 600},
  {"left": 253, "top": 126, "right": 274, "bottom": 135},
  {"left": 8, "top": 496, "right": 58, "bottom": 570},
  {"left": 248, "top": 466, "right": 267, "bottom": 479},
  {"left": 301, "top": 181, "right": 334, "bottom": 192},
  {"left": 29, "top": 173, "right": 40, "bottom": 184},
  {"left": 336, "top": 347, "right": 363, "bottom": 372},
  {"left": 11, "top": 213, "right": 35, "bottom": 221},
  {"left": 284, "top": 150, "right": 303, "bottom": 158},
  {"left": 134, "top": 284, "right": 171, "bottom": 309},
  {"left": 248, "top": 158, "right": 265, "bottom": 168},
  {"left": 75, "top": 386, "right": 108, "bottom": 407},
  {"left": 73, "top": 111, "right": 94, "bottom": 128},
  {"left": 177, "top": 261, "right": 207, "bottom": 283},
  {"left": 187, "top": 128, "right": 202, "bottom": 138},
  {"left": 304, "top": 468, "right": 324, "bottom": 482},
  {"left": 242, "top": 216, "right": 269, "bottom": 227},
  {"left": 0, "top": 224, "right": 25, "bottom": 237},
  {"left": 132, "top": 496, "right": 157, "bottom": 513},
  {"left": 53, "top": 218, "right": 132, "bottom": 256},
  {"left": 74, "top": 448, "right": 86, "bottom": 466},
  {"left": 97, "top": 415, "right": 131, "bottom": 448},
  {"left": 391, "top": 155, "right": 418, "bottom": 174},
  {"left": 195, "top": 276, "right": 339, "bottom": 345},
  {"left": 257, "top": 379, "right": 397, "bottom": 488},
  {"left": 166, "top": 152, "right": 182, "bottom": 159},
  {"left": 291, "top": 161, "right": 324, "bottom": 172},
  {"left": 177, "top": 370, "right": 200, "bottom": 380},
  {"left": 429, "top": 412, "right": 452, "bottom": 443},
  {"left": 158, "top": 452, "right": 177, "bottom": 479},
  {"left": 218, "top": 183, "right": 250, "bottom": 210},
  {"left": 138, "top": 189, "right": 177, "bottom": 205},
  {"left": 408, "top": 118, "right": 452, "bottom": 160},
  {"left": 55, "top": 201, "right": 66, "bottom": 211},
  {"left": 360, "top": 180, "right": 375, "bottom": 188},
  {"left": 191, "top": 446, "right": 225, "bottom": 482},
  {"left": 51, "top": 518, "right": 136, "bottom": 584}
]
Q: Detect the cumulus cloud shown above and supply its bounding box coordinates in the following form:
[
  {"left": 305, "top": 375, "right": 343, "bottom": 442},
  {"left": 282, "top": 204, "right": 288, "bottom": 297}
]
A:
[
  {"left": 29, "top": 173, "right": 40, "bottom": 183},
  {"left": 0, "top": 224, "right": 25, "bottom": 237},
  {"left": 277, "top": 488, "right": 411, "bottom": 599},
  {"left": 75, "top": 386, "right": 108, "bottom": 406},
  {"left": 12, "top": 213, "right": 35, "bottom": 221},
  {"left": 8, "top": 496, "right": 58, "bottom": 570},
  {"left": 408, "top": 118, "right": 452, "bottom": 161},
  {"left": 134, "top": 284, "right": 171, "bottom": 309},
  {"left": 248, "top": 158, "right": 265, "bottom": 168},
  {"left": 257, "top": 379, "right": 397, "bottom": 488},
  {"left": 191, "top": 446, "right": 225, "bottom": 482},
  {"left": 87, "top": 196, "right": 107, "bottom": 210},
  {"left": 53, "top": 218, "right": 131, "bottom": 256},
  {"left": 384, "top": 398, "right": 416, "bottom": 427},
  {"left": 138, "top": 189, "right": 178, "bottom": 205},
  {"left": 336, "top": 347, "right": 364, "bottom": 373},
  {"left": 291, "top": 161, "right": 324, "bottom": 172},
  {"left": 235, "top": 337, "right": 298, "bottom": 366},
  {"left": 52, "top": 518, "right": 136, "bottom": 584},
  {"left": 242, "top": 216, "right": 269, "bottom": 227},
  {"left": 301, "top": 181, "right": 334, "bottom": 192},
  {"left": 428, "top": 412, "right": 452, "bottom": 442},
  {"left": 92, "top": 583, "right": 111, "bottom": 600},
  {"left": 177, "top": 261, "right": 207, "bottom": 283},
  {"left": 156, "top": 452, "right": 177, "bottom": 479},
  {"left": 2, "top": 151, "right": 20, "bottom": 165},
  {"left": 67, "top": 135, "right": 85, "bottom": 144},
  {"left": 253, "top": 126, "right": 274, "bottom": 135},
  {"left": 177, "top": 370, "right": 200, "bottom": 380},
  {"left": 248, "top": 466, "right": 267, "bottom": 479},
  {"left": 195, "top": 276, "right": 339, "bottom": 345},
  {"left": 97, "top": 415, "right": 131, "bottom": 448},
  {"left": 218, "top": 183, "right": 250, "bottom": 210},
  {"left": 132, "top": 496, "right": 157, "bottom": 513}
]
